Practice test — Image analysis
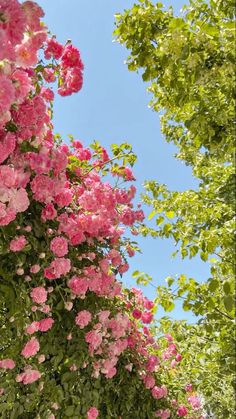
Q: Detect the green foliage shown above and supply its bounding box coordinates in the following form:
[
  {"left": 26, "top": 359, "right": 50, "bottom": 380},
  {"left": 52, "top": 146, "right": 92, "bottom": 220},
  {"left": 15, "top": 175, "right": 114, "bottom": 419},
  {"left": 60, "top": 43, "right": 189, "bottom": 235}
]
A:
[{"left": 115, "top": 0, "right": 236, "bottom": 416}]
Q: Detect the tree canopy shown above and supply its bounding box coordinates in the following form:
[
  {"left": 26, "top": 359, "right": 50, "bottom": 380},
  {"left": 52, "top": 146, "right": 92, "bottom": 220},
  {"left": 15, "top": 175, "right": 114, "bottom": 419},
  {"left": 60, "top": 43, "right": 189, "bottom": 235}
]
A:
[{"left": 115, "top": 0, "right": 235, "bottom": 416}]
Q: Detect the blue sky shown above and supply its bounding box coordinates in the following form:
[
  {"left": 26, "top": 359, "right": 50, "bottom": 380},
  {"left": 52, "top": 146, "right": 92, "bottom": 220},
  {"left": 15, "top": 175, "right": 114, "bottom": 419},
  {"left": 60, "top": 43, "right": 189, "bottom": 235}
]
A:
[{"left": 37, "top": 0, "right": 210, "bottom": 322}]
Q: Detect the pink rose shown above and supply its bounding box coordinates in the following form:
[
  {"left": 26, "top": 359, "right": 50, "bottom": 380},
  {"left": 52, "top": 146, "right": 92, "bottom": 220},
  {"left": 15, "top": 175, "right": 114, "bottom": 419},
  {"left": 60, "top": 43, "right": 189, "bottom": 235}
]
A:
[
  {"left": 177, "top": 405, "right": 188, "bottom": 417},
  {"left": 25, "top": 321, "right": 40, "bottom": 335},
  {"left": 9, "top": 235, "right": 27, "bottom": 252},
  {"left": 30, "top": 264, "right": 40, "bottom": 274},
  {"left": 146, "top": 355, "right": 159, "bottom": 372},
  {"left": 41, "top": 203, "right": 57, "bottom": 221},
  {"left": 44, "top": 257, "right": 71, "bottom": 280},
  {"left": 151, "top": 385, "right": 167, "bottom": 400},
  {"left": 0, "top": 358, "right": 15, "bottom": 369},
  {"left": 185, "top": 383, "right": 193, "bottom": 392},
  {"left": 30, "top": 287, "right": 47, "bottom": 304},
  {"left": 87, "top": 407, "right": 99, "bottom": 419},
  {"left": 68, "top": 276, "right": 88, "bottom": 296},
  {"left": 16, "top": 368, "right": 41, "bottom": 385},
  {"left": 50, "top": 236, "right": 68, "bottom": 257},
  {"left": 21, "top": 337, "right": 40, "bottom": 358},
  {"left": 176, "top": 353, "right": 182, "bottom": 362},
  {"left": 141, "top": 312, "right": 153, "bottom": 324},
  {"left": 38, "top": 318, "right": 54, "bottom": 332},
  {"left": 75, "top": 310, "right": 92, "bottom": 329}
]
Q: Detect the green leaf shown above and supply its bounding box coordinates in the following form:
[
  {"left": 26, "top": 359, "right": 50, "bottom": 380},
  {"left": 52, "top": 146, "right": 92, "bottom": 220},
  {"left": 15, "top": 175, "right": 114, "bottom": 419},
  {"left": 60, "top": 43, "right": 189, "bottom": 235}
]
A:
[
  {"left": 224, "top": 295, "right": 234, "bottom": 313},
  {"left": 223, "top": 282, "right": 231, "bottom": 295}
]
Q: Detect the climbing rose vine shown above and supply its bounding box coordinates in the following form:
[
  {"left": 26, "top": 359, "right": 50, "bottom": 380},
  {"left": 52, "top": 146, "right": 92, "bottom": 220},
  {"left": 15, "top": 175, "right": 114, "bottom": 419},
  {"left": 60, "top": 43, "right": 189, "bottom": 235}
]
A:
[{"left": 0, "top": 1, "right": 204, "bottom": 417}]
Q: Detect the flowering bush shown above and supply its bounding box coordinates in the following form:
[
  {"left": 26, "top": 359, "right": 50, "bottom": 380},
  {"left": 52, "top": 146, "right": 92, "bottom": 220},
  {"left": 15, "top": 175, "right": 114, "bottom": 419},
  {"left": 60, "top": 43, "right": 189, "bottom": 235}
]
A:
[{"left": 0, "top": 1, "right": 205, "bottom": 417}]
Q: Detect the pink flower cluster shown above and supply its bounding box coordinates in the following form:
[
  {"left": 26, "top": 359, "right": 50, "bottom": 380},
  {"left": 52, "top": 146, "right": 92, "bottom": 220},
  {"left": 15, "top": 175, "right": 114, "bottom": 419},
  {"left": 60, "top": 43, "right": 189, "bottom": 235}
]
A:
[{"left": 16, "top": 368, "right": 41, "bottom": 385}]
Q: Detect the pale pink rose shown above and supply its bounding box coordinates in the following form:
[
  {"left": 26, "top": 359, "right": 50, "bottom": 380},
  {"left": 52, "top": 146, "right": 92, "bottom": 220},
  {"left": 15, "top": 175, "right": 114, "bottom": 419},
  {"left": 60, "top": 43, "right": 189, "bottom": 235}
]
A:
[
  {"left": 75, "top": 310, "right": 92, "bottom": 329},
  {"left": 30, "top": 264, "right": 40, "bottom": 274},
  {"left": 144, "top": 299, "right": 154, "bottom": 310},
  {"left": 38, "top": 354, "right": 45, "bottom": 364},
  {"left": 125, "top": 363, "right": 133, "bottom": 372},
  {"left": 25, "top": 321, "right": 39, "bottom": 335},
  {"left": 85, "top": 330, "right": 102, "bottom": 352},
  {"left": 155, "top": 409, "right": 171, "bottom": 419},
  {"left": 165, "top": 333, "right": 174, "bottom": 342},
  {"left": 187, "top": 396, "right": 201, "bottom": 410},
  {"left": 11, "top": 69, "right": 32, "bottom": 104},
  {"left": 16, "top": 368, "right": 41, "bottom": 385},
  {"left": 24, "top": 225, "right": 32, "bottom": 232},
  {"left": 9, "top": 235, "right": 26, "bottom": 252},
  {"left": 185, "top": 383, "right": 193, "bottom": 392},
  {"left": 50, "top": 236, "right": 68, "bottom": 257},
  {"left": 146, "top": 355, "right": 159, "bottom": 372},
  {"left": 30, "top": 287, "right": 47, "bottom": 304},
  {"left": 0, "top": 0, "right": 25, "bottom": 45},
  {"left": 143, "top": 375, "right": 155, "bottom": 389},
  {"left": 9, "top": 187, "right": 29, "bottom": 213},
  {"left": 151, "top": 385, "right": 168, "bottom": 400},
  {"left": 69, "top": 364, "right": 77, "bottom": 371},
  {"left": 40, "top": 304, "right": 51, "bottom": 314},
  {"left": 21, "top": 337, "right": 40, "bottom": 358},
  {"left": 0, "top": 358, "right": 15, "bottom": 369},
  {"left": 171, "top": 360, "right": 177, "bottom": 368},
  {"left": 44, "top": 258, "right": 71, "bottom": 280},
  {"left": 22, "top": 1, "right": 44, "bottom": 31},
  {"left": 67, "top": 276, "right": 88, "bottom": 296}
]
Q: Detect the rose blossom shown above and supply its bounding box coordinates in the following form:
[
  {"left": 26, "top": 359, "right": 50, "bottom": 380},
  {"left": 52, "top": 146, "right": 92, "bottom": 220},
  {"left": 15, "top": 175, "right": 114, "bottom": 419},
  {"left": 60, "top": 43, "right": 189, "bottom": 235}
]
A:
[
  {"left": 0, "top": 359, "right": 15, "bottom": 369},
  {"left": 30, "top": 264, "right": 40, "bottom": 274},
  {"left": 25, "top": 321, "right": 39, "bottom": 335},
  {"left": 30, "top": 287, "right": 47, "bottom": 304},
  {"left": 141, "top": 312, "right": 153, "bottom": 324},
  {"left": 38, "top": 317, "right": 54, "bottom": 332},
  {"left": 21, "top": 337, "right": 40, "bottom": 358},
  {"left": 155, "top": 409, "right": 171, "bottom": 419},
  {"left": 9, "top": 235, "right": 27, "bottom": 252},
  {"left": 50, "top": 236, "right": 68, "bottom": 257},
  {"left": 87, "top": 407, "right": 99, "bottom": 419},
  {"left": 16, "top": 368, "right": 41, "bottom": 385},
  {"left": 151, "top": 385, "right": 168, "bottom": 400},
  {"left": 75, "top": 310, "right": 92, "bottom": 329},
  {"left": 177, "top": 405, "right": 188, "bottom": 417}
]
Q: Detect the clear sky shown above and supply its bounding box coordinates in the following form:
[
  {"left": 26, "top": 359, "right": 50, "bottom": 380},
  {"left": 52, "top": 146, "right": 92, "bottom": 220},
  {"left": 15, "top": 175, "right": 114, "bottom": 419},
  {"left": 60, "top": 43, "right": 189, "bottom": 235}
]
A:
[{"left": 37, "top": 0, "right": 210, "bottom": 322}]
